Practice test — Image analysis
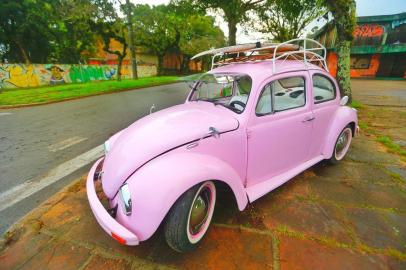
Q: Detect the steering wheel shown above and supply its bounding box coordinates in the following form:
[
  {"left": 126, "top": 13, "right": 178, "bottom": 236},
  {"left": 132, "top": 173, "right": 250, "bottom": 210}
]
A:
[{"left": 229, "top": 100, "right": 246, "bottom": 111}]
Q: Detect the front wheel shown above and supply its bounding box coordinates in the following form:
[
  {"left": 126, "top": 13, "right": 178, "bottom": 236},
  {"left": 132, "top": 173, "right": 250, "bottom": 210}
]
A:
[
  {"left": 329, "top": 125, "right": 353, "bottom": 164},
  {"left": 164, "top": 181, "right": 216, "bottom": 252}
]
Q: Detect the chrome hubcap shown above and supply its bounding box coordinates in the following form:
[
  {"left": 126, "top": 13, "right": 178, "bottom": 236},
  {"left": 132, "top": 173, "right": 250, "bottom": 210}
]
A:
[
  {"left": 189, "top": 188, "right": 211, "bottom": 235},
  {"left": 335, "top": 129, "right": 351, "bottom": 159}
]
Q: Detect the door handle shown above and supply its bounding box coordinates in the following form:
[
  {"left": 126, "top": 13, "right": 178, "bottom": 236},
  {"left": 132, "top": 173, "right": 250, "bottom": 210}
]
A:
[{"left": 302, "top": 116, "right": 315, "bottom": 123}]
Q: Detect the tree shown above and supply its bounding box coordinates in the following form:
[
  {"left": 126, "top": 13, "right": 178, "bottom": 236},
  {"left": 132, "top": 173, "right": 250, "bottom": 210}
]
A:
[
  {"left": 0, "top": 0, "right": 56, "bottom": 63},
  {"left": 323, "top": 0, "right": 356, "bottom": 101},
  {"left": 179, "top": 15, "right": 225, "bottom": 73},
  {"left": 90, "top": 0, "right": 128, "bottom": 81},
  {"left": 177, "top": 0, "right": 265, "bottom": 45},
  {"left": 132, "top": 4, "right": 179, "bottom": 75},
  {"left": 254, "top": 0, "right": 325, "bottom": 42},
  {"left": 132, "top": 3, "right": 225, "bottom": 74},
  {"left": 50, "top": 0, "right": 99, "bottom": 63},
  {"left": 93, "top": 21, "right": 128, "bottom": 81}
]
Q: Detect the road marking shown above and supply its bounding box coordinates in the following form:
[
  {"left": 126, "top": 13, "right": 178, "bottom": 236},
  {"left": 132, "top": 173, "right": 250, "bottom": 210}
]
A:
[
  {"left": 0, "top": 145, "right": 104, "bottom": 212},
  {"left": 47, "top": 136, "right": 87, "bottom": 152},
  {"left": 0, "top": 112, "right": 12, "bottom": 116}
]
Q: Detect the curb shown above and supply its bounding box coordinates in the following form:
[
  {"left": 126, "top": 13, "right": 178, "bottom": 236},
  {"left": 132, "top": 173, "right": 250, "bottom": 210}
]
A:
[
  {"left": 0, "top": 175, "right": 86, "bottom": 249},
  {"left": 0, "top": 81, "right": 180, "bottom": 110}
]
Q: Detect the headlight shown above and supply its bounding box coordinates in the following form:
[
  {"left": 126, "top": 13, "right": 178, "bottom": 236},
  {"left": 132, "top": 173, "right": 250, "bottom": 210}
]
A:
[
  {"left": 104, "top": 141, "right": 110, "bottom": 155},
  {"left": 119, "top": 183, "right": 132, "bottom": 216}
]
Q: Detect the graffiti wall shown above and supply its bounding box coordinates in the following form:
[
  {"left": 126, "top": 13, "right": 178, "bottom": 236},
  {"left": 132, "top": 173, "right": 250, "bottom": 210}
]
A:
[{"left": 0, "top": 64, "right": 157, "bottom": 89}]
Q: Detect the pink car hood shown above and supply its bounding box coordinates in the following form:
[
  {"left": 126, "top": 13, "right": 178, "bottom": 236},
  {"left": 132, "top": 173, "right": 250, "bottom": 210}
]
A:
[{"left": 102, "top": 102, "right": 239, "bottom": 198}]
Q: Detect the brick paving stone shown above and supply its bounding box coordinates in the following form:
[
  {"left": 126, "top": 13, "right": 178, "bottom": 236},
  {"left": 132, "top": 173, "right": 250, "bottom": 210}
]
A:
[
  {"left": 40, "top": 193, "right": 89, "bottom": 234},
  {"left": 346, "top": 208, "right": 406, "bottom": 252},
  {"left": 83, "top": 255, "right": 131, "bottom": 270},
  {"left": 263, "top": 200, "right": 353, "bottom": 244},
  {"left": 312, "top": 161, "right": 396, "bottom": 185},
  {"left": 64, "top": 207, "right": 137, "bottom": 257},
  {"left": 0, "top": 226, "right": 52, "bottom": 270},
  {"left": 309, "top": 176, "right": 406, "bottom": 210},
  {"left": 171, "top": 226, "right": 274, "bottom": 270},
  {"left": 18, "top": 240, "right": 91, "bottom": 270},
  {"left": 280, "top": 236, "right": 389, "bottom": 270},
  {"left": 346, "top": 137, "right": 400, "bottom": 165}
]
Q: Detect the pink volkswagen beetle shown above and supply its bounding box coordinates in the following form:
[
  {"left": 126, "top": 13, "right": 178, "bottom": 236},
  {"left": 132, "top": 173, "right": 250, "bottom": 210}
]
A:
[{"left": 86, "top": 39, "right": 358, "bottom": 252}]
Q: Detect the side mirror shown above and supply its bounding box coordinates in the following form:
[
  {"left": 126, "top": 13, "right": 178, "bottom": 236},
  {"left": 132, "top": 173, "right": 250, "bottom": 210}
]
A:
[{"left": 340, "top": 96, "right": 349, "bottom": 106}]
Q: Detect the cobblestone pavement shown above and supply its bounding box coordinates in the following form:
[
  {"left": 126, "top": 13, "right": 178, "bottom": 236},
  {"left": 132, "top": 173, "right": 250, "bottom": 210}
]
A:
[{"left": 0, "top": 79, "right": 405, "bottom": 269}]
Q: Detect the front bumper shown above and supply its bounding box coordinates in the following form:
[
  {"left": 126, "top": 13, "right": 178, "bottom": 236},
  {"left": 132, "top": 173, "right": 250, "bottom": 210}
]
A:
[{"left": 86, "top": 158, "right": 139, "bottom": 245}]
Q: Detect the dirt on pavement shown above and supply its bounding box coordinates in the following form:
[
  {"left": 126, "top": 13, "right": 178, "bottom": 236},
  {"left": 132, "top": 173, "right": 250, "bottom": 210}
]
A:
[{"left": 0, "top": 79, "right": 405, "bottom": 270}]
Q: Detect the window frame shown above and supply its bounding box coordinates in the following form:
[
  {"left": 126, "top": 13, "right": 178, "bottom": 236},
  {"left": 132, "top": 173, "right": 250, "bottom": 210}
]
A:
[
  {"left": 255, "top": 75, "right": 307, "bottom": 117},
  {"left": 188, "top": 72, "right": 253, "bottom": 114},
  {"left": 312, "top": 73, "right": 337, "bottom": 104}
]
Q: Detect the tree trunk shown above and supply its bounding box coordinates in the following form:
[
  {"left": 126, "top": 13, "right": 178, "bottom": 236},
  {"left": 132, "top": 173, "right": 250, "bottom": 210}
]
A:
[
  {"left": 181, "top": 55, "right": 190, "bottom": 74},
  {"left": 326, "top": 0, "right": 356, "bottom": 103},
  {"left": 336, "top": 40, "right": 352, "bottom": 102},
  {"left": 228, "top": 20, "right": 237, "bottom": 46},
  {"left": 15, "top": 41, "right": 30, "bottom": 64},
  {"left": 117, "top": 56, "right": 123, "bottom": 81},
  {"left": 157, "top": 54, "right": 164, "bottom": 76}
]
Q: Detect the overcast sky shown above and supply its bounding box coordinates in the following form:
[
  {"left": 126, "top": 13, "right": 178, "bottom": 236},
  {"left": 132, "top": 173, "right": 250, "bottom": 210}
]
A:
[{"left": 131, "top": 0, "right": 406, "bottom": 43}]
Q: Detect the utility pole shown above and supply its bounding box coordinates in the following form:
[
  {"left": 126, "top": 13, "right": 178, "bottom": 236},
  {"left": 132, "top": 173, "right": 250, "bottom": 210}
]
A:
[{"left": 125, "top": 0, "right": 138, "bottom": 79}]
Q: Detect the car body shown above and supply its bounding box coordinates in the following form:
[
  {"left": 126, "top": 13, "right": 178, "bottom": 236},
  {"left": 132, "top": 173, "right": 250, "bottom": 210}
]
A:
[{"left": 87, "top": 56, "right": 358, "bottom": 252}]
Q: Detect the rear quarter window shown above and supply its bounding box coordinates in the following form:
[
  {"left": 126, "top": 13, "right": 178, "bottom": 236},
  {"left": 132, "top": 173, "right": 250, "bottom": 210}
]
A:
[{"left": 312, "top": 74, "right": 336, "bottom": 103}]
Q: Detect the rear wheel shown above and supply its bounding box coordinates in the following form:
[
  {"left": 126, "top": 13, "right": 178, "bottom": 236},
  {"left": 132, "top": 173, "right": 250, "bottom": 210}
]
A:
[
  {"left": 329, "top": 125, "right": 353, "bottom": 164},
  {"left": 164, "top": 181, "right": 216, "bottom": 252}
]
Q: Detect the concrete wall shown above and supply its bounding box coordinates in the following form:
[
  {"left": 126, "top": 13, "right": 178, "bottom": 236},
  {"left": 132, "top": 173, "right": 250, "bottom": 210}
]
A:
[{"left": 0, "top": 63, "right": 157, "bottom": 89}]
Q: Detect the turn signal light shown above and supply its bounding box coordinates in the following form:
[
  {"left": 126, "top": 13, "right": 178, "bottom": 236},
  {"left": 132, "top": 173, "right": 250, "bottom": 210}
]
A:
[{"left": 111, "top": 232, "right": 126, "bottom": 245}]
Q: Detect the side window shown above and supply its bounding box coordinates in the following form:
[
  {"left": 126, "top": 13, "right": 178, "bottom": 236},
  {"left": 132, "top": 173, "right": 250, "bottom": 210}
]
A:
[
  {"left": 256, "top": 76, "right": 305, "bottom": 115},
  {"left": 312, "top": 74, "right": 336, "bottom": 103},
  {"left": 255, "top": 84, "right": 272, "bottom": 115}
]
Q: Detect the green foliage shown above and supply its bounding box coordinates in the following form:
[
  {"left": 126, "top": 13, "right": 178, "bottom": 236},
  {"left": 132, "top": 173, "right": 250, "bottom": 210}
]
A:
[
  {"left": 177, "top": 0, "right": 266, "bottom": 45},
  {"left": 0, "top": 0, "right": 118, "bottom": 64},
  {"left": 350, "top": 100, "right": 363, "bottom": 109},
  {"left": 255, "top": 0, "right": 325, "bottom": 42},
  {"left": 0, "top": 76, "right": 178, "bottom": 106},
  {"left": 0, "top": 0, "right": 56, "bottom": 63},
  {"left": 377, "top": 136, "right": 406, "bottom": 157},
  {"left": 132, "top": 3, "right": 225, "bottom": 74}
]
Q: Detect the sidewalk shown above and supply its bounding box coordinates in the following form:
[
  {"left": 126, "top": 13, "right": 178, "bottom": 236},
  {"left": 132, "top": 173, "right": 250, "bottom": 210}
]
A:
[{"left": 1, "top": 81, "right": 405, "bottom": 269}]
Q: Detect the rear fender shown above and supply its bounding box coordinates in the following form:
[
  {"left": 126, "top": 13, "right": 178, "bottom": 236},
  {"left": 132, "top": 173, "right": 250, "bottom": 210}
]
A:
[
  {"left": 114, "top": 152, "right": 248, "bottom": 241},
  {"left": 322, "top": 106, "right": 358, "bottom": 159}
]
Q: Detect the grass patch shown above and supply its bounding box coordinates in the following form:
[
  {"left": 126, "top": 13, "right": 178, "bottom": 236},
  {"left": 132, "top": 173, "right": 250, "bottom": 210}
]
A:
[
  {"left": 377, "top": 136, "right": 406, "bottom": 157},
  {"left": 0, "top": 76, "right": 178, "bottom": 107},
  {"left": 350, "top": 100, "right": 364, "bottom": 109}
]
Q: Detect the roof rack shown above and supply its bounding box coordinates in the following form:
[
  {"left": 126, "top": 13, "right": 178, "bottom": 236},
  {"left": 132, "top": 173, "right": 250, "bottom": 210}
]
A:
[{"left": 204, "top": 38, "right": 328, "bottom": 73}]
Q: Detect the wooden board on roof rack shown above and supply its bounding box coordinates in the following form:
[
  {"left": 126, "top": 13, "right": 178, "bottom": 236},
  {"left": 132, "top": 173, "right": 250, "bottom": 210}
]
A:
[
  {"left": 191, "top": 43, "right": 300, "bottom": 60},
  {"left": 191, "top": 43, "right": 260, "bottom": 60},
  {"left": 191, "top": 38, "right": 329, "bottom": 73}
]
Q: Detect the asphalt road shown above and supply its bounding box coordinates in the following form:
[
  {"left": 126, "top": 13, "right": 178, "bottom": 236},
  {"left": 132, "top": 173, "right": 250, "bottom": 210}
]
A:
[{"left": 0, "top": 82, "right": 189, "bottom": 234}]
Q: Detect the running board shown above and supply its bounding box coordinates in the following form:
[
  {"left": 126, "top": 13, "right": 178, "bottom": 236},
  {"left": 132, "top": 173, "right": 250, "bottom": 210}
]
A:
[{"left": 245, "top": 155, "right": 324, "bottom": 202}]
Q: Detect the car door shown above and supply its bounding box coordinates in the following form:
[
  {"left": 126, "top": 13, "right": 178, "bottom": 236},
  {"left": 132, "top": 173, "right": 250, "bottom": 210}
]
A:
[
  {"left": 246, "top": 71, "right": 314, "bottom": 187},
  {"left": 308, "top": 71, "right": 340, "bottom": 158}
]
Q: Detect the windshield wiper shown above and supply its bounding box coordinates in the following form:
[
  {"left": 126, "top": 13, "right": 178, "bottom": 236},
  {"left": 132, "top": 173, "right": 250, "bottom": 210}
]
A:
[{"left": 196, "top": 98, "right": 216, "bottom": 103}]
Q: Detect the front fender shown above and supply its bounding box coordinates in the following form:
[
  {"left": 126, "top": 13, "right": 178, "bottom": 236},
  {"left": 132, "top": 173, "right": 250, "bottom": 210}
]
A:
[
  {"left": 114, "top": 151, "right": 248, "bottom": 241},
  {"left": 322, "top": 106, "right": 358, "bottom": 159}
]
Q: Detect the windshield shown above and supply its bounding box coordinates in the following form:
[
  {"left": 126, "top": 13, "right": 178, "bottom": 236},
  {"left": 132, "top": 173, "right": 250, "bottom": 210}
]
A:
[{"left": 189, "top": 73, "right": 252, "bottom": 113}]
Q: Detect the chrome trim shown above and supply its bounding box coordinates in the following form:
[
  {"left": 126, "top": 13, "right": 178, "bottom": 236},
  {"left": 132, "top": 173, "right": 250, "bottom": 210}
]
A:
[{"left": 119, "top": 183, "right": 132, "bottom": 216}]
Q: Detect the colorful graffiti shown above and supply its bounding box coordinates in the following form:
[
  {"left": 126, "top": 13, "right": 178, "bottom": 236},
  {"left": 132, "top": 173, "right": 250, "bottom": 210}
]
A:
[
  {"left": 0, "top": 64, "right": 157, "bottom": 89},
  {"left": 354, "top": 24, "right": 384, "bottom": 38}
]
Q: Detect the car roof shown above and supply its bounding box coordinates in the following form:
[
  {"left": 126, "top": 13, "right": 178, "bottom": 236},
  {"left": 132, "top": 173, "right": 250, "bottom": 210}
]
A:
[{"left": 209, "top": 60, "right": 327, "bottom": 83}]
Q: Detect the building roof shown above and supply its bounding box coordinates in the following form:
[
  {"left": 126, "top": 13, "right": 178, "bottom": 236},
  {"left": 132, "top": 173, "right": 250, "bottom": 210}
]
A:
[{"left": 357, "top": 12, "right": 406, "bottom": 23}]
